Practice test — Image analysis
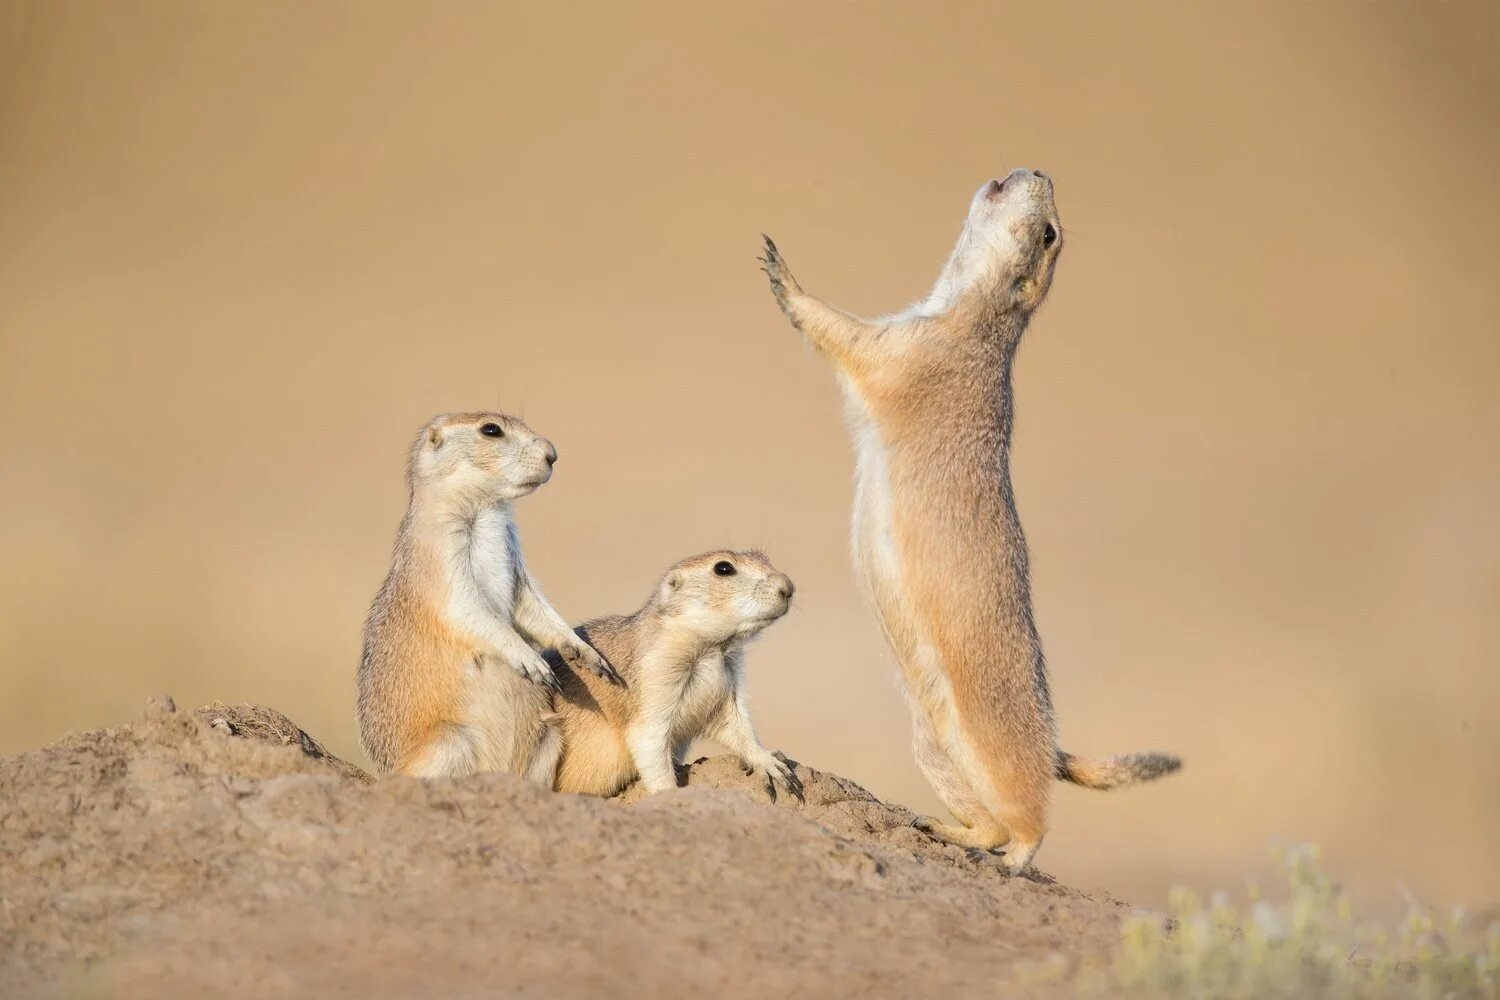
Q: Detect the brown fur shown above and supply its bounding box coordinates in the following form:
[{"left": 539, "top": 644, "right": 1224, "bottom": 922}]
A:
[
  {"left": 357, "top": 411, "right": 616, "bottom": 779},
  {"left": 548, "top": 551, "right": 800, "bottom": 800},
  {"left": 760, "top": 169, "right": 1179, "bottom": 872}
]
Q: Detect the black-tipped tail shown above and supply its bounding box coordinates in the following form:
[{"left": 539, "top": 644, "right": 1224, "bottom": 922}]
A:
[{"left": 1055, "top": 749, "right": 1182, "bottom": 790}]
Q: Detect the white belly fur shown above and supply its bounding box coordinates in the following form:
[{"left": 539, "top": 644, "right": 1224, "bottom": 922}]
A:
[
  {"left": 443, "top": 504, "right": 548, "bottom": 774},
  {"left": 670, "top": 650, "right": 733, "bottom": 748},
  {"left": 445, "top": 506, "right": 517, "bottom": 637},
  {"left": 841, "top": 385, "right": 959, "bottom": 740}
]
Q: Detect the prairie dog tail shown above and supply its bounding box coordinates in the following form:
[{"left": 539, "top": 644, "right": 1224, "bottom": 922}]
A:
[{"left": 1055, "top": 749, "right": 1181, "bottom": 790}]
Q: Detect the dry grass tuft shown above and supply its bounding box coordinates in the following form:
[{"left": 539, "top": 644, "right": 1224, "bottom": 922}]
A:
[{"left": 1038, "top": 846, "right": 1499, "bottom": 998}]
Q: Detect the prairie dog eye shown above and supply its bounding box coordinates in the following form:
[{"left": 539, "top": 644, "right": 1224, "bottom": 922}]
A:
[
  {"left": 1042, "top": 224, "right": 1058, "bottom": 247},
  {"left": 712, "top": 561, "right": 736, "bottom": 577},
  {"left": 479, "top": 422, "right": 504, "bottom": 438}
]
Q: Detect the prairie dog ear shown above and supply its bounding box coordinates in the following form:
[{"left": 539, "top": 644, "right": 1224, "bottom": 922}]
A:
[
  {"left": 657, "top": 570, "right": 684, "bottom": 604},
  {"left": 426, "top": 423, "right": 445, "bottom": 449}
]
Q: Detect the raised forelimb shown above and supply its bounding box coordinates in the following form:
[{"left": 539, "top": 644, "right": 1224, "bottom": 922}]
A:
[
  {"left": 760, "top": 235, "right": 885, "bottom": 376},
  {"left": 510, "top": 545, "right": 623, "bottom": 686}
]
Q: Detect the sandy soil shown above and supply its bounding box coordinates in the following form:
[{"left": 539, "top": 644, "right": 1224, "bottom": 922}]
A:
[{"left": 0, "top": 698, "right": 1135, "bottom": 998}]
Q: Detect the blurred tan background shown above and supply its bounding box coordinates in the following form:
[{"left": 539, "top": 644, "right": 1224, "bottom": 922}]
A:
[{"left": 2, "top": 1, "right": 1497, "bottom": 915}]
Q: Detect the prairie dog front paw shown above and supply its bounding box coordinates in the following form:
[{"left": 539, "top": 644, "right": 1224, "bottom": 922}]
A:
[
  {"left": 743, "top": 749, "right": 804, "bottom": 802},
  {"left": 759, "top": 235, "right": 805, "bottom": 328},
  {"left": 560, "top": 637, "right": 623, "bottom": 686},
  {"left": 504, "top": 646, "right": 560, "bottom": 692}
]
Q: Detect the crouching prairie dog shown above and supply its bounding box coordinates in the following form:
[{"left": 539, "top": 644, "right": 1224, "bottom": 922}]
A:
[
  {"left": 549, "top": 550, "right": 801, "bottom": 800},
  {"left": 357, "top": 411, "right": 620, "bottom": 780},
  {"left": 760, "top": 170, "right": 1179, "bottom": 873}
]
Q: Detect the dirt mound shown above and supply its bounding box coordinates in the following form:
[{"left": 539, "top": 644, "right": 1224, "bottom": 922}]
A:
[{"left": 0, "top": 698, "right": 1130, "bottom": 998}]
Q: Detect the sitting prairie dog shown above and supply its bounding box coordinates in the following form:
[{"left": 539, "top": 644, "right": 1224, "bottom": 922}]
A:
[
  {"left": 549, "top": 550, "right": 801, "bottom": 800},
  {"left": 761, "top": 170, "right": 1179, "bottom": 873},
  {"left": 357, "top": 411, "right": 620, "bottom": 780}
]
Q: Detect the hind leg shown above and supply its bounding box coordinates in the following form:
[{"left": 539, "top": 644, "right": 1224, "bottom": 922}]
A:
[
  {"left": 909, "top": 708, "right": 1011, "bottom": 851},
  {"left": 954, "top": 720, "right": 1051, "bottom": 874},
  {"left": 986, "top": 797, "right": 1046, "bottom": 874},
  {"left": 397, "top": 725, "right": 477, "bottom": 778}
]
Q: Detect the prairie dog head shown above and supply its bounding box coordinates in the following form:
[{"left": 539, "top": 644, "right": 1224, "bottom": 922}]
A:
[
  {"left": 936, "top": 168, "right": 1063, "bottom": 315},
  {"left": 654, "top": 550, "right": 795, "bottom": 645},
  {"left": 409, "top": 411, "right": 558, "bottom": 503}
]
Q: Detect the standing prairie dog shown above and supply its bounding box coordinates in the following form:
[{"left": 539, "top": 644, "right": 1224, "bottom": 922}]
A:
[
  {"left": 357, "top": 411, "right": 620, "bottom": 780},
  {"left": 549, "top": 551, "right": 801, "bottom": 800},
  {"left": 760, "top": 170, "right": 1179, "bottom": 873}
]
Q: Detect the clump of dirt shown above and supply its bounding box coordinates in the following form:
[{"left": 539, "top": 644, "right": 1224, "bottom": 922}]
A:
[
  {"left": 190, "top": 700, "right": 372, "bottom": 783},
  {"left": 0, "top": 698, "right": 1131, "bottom": 998}
]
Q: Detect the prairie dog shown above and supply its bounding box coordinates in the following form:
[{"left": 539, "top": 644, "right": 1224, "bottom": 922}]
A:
[
  {"left": 550, "top": 551, "right": 801, "bottom": 800},
  {"left": 760, "top": 170, "right": 1179, "bottom": 873},
  {"left": 357, "top": 411, "right": 620, "bottom": 780}
]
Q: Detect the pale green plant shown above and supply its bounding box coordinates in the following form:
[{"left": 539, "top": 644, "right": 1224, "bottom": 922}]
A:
[{"left": 1066, "top": 845, "right": 1498, "bottom": 999}]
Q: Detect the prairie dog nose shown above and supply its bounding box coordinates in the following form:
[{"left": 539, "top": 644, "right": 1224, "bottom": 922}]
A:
[
  {"left": 987, "top": 168, "right": 1037, "bottom": 199},
  {"left": 541, "top": 440, "right": 557, "bottom": 465},
  {"left": 772, "top": 574, "right": 795, "bottom": 600}
]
